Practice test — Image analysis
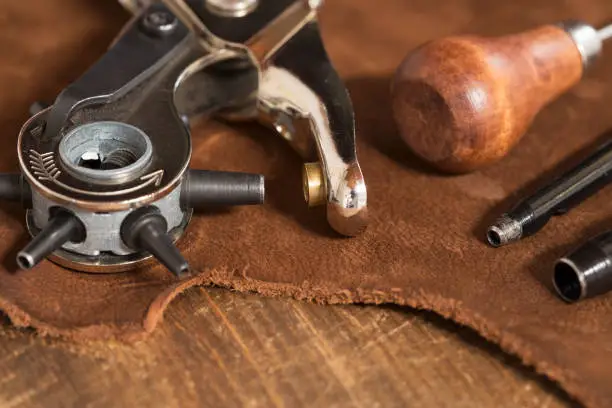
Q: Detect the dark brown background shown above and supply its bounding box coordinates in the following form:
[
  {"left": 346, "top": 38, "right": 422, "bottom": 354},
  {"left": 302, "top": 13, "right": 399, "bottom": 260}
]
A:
[{"left": 0, "top": 0, "right": 611, "bottom": 407}]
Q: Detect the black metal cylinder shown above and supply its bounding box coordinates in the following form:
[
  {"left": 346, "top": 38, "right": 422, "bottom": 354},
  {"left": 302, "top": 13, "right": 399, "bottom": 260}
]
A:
[
  {"left": 554, "top": 231, "right": 612, "bottom": 302},
  {"left": 121, "top": 206, "right": 189, "bottom": 277},
  {"left": 487, "top": 139, "right": 612, "bottom": 247},
  {"left": 17, "top": 208, "right": 86, "bottom": 270},
  {"left": 181, "top": 169, "right": 264, "bottom": 209}
]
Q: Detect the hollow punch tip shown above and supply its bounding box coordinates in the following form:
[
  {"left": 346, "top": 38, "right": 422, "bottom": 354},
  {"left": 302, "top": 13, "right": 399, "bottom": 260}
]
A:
[{"left": 486, "top": 215, "right": 523, "bottom": 248}]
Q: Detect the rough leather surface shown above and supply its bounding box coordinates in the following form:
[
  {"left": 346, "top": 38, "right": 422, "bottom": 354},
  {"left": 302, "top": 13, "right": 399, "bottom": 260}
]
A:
[{"left": 1, "top": 0, "right": 612, "bottom": 407}]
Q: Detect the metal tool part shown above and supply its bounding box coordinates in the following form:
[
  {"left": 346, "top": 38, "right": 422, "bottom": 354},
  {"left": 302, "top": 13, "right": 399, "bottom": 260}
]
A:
[
  {"left": 1, "top": 0, "right": 365, "bottom": 275},
  {"left": 141, "top": 9, "right": 179, "bottom": 36},
  {"left": 17, "top": 208, "right": 86, "bottom": 270},
  {"left": 560, "top": 21, "right": 612, "bottom": 67},
  {"left": 302, "top": 162, "right": 325, "bottom": 206},
  {"left": 487, "top": 139, "right": 612, "bottom": 247},
  {"left": 205, "top": 0, "right": 259, "bottom": 18},
  {"left": 121, "top": 206, "right": 189, "bottom": 276},
  {"left": 163, "top": 0, "right": 368, "bottom": 235},
  {"left": 181, "top": 170, "right": 264, "bottom": 207},
  {"left": 554, "top": 231, "right": 612, "bottom": 302}
]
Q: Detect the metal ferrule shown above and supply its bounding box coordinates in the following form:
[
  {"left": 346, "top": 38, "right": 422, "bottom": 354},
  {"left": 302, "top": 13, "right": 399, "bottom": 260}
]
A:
[
  {"left": 560, "top": 20, "right": 603, "bottom": 69},
  {"left": 28, "top": 186, "right": 184, "bottom": 257},
  {"left": 486, "top": 214, "right": 523, "bottom": 247},
  {"left": 486, "top": 138, "right": 612, "bottom": 248}
]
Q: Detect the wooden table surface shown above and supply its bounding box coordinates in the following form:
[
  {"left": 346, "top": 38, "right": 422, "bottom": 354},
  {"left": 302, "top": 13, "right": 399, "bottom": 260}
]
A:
[
  {"left": 0, "top": 288, "right": 575, "bottom": 407},
  {"left": 0, "top": 0, "right": 587, "bottom": 406}
]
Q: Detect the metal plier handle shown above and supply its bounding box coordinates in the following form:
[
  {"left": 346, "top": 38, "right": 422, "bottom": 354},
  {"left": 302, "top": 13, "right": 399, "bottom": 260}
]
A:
[{"left": 64, "top": 0, "right": 369, "bottom": 236}]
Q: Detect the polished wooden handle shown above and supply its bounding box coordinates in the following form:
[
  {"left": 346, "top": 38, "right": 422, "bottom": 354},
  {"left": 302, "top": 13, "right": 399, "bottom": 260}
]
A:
[{"left": 391, "top": 25, "right": 584, "bottom": 173}]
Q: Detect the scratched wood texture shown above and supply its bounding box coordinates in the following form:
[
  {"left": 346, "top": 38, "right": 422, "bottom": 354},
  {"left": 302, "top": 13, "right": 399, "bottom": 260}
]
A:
[
  {"left": 0, "top": 288, "right": 575, "bottom": 408},
  {"left": 0, "top": 0, "right": 583, "bottom": 406}
]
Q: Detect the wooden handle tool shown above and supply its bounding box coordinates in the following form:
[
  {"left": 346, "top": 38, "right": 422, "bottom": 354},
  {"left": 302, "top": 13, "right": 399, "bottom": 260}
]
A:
[{"left": 391, "top": 21, "right": 612, "bottom": 173}]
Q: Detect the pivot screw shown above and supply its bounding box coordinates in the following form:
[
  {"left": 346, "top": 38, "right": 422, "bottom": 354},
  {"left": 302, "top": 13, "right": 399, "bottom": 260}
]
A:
[{"left": 141, "top": 10, "right": 178, "bottom": 36}]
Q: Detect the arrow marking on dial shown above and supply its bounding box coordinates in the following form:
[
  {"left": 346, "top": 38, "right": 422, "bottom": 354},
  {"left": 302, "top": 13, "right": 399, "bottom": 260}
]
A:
[{"left": 28, "top": 149, "right": 164, "bottom": 197}]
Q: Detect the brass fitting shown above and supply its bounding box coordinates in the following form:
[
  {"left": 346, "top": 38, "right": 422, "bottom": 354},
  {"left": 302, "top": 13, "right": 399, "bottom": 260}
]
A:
[{"left": 302, "top": 162, "right": 325, "bottom": 206}]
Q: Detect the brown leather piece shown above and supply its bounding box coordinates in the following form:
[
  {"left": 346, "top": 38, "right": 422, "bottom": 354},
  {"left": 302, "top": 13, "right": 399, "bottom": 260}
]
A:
[{"left": 2, "top": 0, "right": 612, "bottom": 407}]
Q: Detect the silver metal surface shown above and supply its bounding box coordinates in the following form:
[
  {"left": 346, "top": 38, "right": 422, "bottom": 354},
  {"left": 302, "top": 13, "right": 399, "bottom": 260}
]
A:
[
  {"left": 486, "top": 214, "right": 523, "bottom": 247},
  {"left": 164, "top": 0, "right": 321, "bottom": 67},
  {"left": 30, "top": 186, "right": 184, "bottom": 257},
  {"left": 561, "top": 20, "right": 603, "bottom": 68},
  {"left": 58, "top": 121, "right": 153, "bottom": 186},
  {"left": 244, "top": 0, "right": 322, "bottom": 64},
  {"left": 598, "top": 23, "right": 612, "bottom": 41},
  {"left": 205, "top": 0, "right": 259, "bottom": 18},
  {"left": 18, "top": 22, "right": 193, "bottom": 212},
  {"left": 257, "top": 66, "right": 367, "bottom": 235},
  {"left": 162, "top": 0, "right": 239, "bottom": 54}
]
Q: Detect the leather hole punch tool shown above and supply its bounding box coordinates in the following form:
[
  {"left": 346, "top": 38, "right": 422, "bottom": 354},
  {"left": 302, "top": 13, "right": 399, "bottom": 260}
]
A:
[
  {"left": 164, "top": 0, "right": 367, "bottom": 236},
  {"left": 1, "top": 0, "right": 368, "bottom": 276}
]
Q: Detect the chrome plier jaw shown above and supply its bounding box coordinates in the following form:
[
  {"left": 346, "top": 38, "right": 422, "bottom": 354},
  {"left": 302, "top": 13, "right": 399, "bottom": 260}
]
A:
[{"left": 157, "top": 0, "right": 368, "bottom": 236}]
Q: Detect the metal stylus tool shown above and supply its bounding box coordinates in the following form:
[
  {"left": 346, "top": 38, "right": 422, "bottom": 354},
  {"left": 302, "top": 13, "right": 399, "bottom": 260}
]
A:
[{"left": 487, "top": 139, "right": 612, "bottom": 247}]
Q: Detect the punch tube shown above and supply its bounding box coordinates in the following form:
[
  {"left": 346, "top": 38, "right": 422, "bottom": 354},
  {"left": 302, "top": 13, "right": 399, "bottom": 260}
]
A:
[
  {"left": 121, "top": 206, "right": 189, "bottom": 276},
  {"left": 17, "top": 209, "right": 86, "bottom": 270},
  {"left": 554, "top": 231, "right": 612, "bottom": 302},
  {"left": 181, "top": 169, "right": 264, "bottom": 208}
]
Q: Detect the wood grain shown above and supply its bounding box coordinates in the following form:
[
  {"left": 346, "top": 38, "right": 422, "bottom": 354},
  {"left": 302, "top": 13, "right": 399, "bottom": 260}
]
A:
[
  {"left": 0, "top": 0, "right": 601, "bottom": 406},
  {"left": 0, "top": 288, "right": 575, "bottom": 407},
  {"left": 391, "top": 25, "right": 584, "bottom": 172}
]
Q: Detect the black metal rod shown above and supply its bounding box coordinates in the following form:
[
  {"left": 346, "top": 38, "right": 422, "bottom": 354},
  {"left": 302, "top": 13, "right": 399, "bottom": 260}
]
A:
[
  {"left": 121, "top": 206, "right": 189, "bottom": 277},
  {"left": 554, "top": 231, "right": 612, "bottom": 302},
  {"left": 487, "top": 139, "right": 612, "bottom": 247},
  {"left": 17, "top": 208, "right": 86, "bottom": 270},
  {"left": 181, "top": 169, "right": 264, "bottom": 208}
]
